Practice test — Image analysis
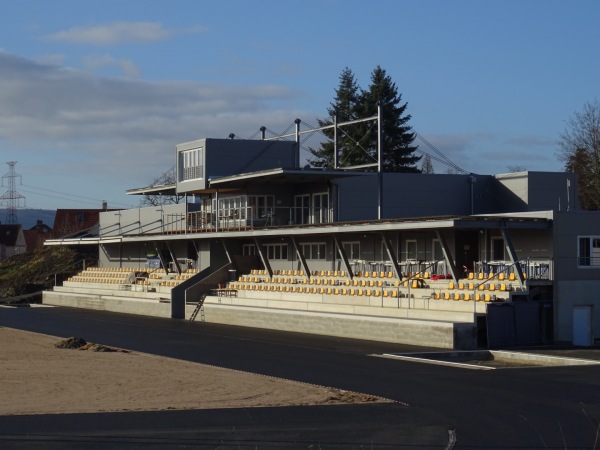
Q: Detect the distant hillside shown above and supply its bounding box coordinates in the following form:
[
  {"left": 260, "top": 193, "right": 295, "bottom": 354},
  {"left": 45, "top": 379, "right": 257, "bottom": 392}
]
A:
[{"left": 0, "top": 209, "right": 56, "bottom": 229}]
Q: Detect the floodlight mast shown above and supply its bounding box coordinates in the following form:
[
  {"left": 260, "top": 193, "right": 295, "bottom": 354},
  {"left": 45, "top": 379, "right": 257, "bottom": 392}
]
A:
[
  {"left": 377, "top": 103, "right": 383, "bottom": 220},
  {"left": 260, "top": 111, "right": 384, "bottom": 218}
]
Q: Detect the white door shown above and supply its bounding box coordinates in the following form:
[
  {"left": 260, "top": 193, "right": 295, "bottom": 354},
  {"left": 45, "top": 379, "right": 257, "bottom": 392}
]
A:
[
  {"left": 311, "top": 193, "right": 329, "bottom": 224},
  {"left": 573, "top": 305, "right": 593, "bottom": 346}
]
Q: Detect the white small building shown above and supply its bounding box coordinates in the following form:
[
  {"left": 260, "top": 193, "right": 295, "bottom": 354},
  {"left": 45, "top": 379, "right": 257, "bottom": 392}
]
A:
[{"left": 0, "top": 224, "right": 26, "bottom": 258}]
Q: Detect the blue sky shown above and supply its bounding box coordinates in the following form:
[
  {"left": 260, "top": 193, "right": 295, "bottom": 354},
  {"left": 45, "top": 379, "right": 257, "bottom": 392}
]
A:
[{"left": 0, "top": 0, "right": 598, "bottom": 214}]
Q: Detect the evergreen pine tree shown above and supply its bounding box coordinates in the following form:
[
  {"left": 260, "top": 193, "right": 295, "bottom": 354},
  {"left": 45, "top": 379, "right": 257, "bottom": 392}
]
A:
[
  {"left": 358, "top": 66, "right": 420, "bottom": 172},
  {"left": 307, "top": 67, "right": 361, "bottom": 168},
  {"left": 309, "top": 66, "right": 420, "bottom": 172}
]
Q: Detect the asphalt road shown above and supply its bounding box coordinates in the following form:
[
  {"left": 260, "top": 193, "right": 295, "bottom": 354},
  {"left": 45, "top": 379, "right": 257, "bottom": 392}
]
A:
[{"left": 1, "top": 305, "right": 600, "bottom": 449}]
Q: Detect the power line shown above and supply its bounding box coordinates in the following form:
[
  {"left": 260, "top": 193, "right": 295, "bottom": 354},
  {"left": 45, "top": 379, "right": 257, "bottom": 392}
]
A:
[
  {"left": 21, "top": 184, "right": 133, "bottom": 208},
  {"left": 415, "top": 133, "right": 469, "bottom": 174}
]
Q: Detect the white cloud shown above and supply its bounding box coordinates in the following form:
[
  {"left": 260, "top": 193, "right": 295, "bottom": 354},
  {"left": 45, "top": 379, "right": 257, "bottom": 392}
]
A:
[
  {"left": 82, "top": 54, "right": 140, "bottom": 77},
  {"left": 43, "top": 22, "right": 175, "bottom": 45},
  {"left": 0, "top": 51, "right": 311, "bottom": 193}
]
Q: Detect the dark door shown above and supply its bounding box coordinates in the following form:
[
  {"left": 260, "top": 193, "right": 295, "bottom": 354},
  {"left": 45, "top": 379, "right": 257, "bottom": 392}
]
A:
[{"left": 455, "top": 230, "right": 479, "bottom": 275}]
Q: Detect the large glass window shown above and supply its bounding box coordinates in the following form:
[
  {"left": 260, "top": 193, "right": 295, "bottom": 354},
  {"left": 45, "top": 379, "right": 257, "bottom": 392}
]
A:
[
  {"left": 312, "top": 192, "right": 330, "bottom": 224},
  {"left": 264, "top": 243, "right": 288, "bottom": 260},
  {"left": 248, "top": 195, "right": 274, "bottom": 219},
  {"left": 300, "top": 242, "right": 327, "bottom": 260},
  {"left": 406, "top": 240, "right": 417, "bottom": 260},
  {"left": 432, "top": 239, "right": 444, "bottom": 261},
  {"left": 491, "top": 237, "right": 505, "bottom": 261},
  {"left": 242, "top": 244, "right": 256, "bottom": 256},
  {"left": 578, "top": 236, "right": 600, "bottom": 267},
  {"left": 211, "top": 196, "right": 249, "bottom": 226},
  {"left": 178, "top": 147, "right": 203, "bottom": 181},
  {"left": 342, "top": 241, "right": 360, "bottom": 260},
  {"left": 294, "top": 194, "right": 310, "bottom": 224}
]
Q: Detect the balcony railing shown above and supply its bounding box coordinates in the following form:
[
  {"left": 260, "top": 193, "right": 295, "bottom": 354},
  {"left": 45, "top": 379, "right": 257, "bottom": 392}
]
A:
[
  {"left": 475, "top": 258, "right": 553, "bottom": 281},
  {"left": 154, "top": 206, "right": 333, "bottom": 234}
]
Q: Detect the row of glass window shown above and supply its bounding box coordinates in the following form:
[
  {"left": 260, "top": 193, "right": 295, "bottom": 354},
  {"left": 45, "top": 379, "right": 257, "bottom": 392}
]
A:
[
  {"left": 247, "top": 236, "right": 599, "bottom": 266},
  {"left": 241, "top": 240, "right": 445, "bottom": 261},
  {"left": 210, "top": 194, "right": 331, "bottom": 224}
]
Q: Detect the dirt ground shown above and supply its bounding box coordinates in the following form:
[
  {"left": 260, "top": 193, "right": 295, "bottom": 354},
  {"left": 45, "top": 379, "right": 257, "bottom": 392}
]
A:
[{"left": 0, "top": 327, "right": 387, "bottom": 416}]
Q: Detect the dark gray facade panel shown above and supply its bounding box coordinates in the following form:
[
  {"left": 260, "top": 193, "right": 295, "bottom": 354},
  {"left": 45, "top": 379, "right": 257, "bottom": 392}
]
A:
[
  {"left": 176, "top": 138, "right": 297, "bottom": 194},
  {"left": 553, "top": 211, "right": 600, "bottom": 281}
]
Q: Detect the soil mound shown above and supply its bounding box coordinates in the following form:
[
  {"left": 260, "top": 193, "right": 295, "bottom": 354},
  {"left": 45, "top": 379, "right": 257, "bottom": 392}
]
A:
[
  {"left": 54, "top": 337, "right": 128, "bottom": 353},
  {"left": 54, "top": 336, "right": 88, "bottom": 349}
]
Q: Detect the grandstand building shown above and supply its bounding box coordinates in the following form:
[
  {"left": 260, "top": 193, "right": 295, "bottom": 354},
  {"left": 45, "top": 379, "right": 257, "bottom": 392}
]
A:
[{"left": 44, "top": 137, "right": 600, "bottom": 349}]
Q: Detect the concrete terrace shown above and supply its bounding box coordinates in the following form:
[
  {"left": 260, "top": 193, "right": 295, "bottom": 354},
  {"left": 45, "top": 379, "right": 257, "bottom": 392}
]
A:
[{"left": 44, "top": 265, "right": 531, "bottom": 349}]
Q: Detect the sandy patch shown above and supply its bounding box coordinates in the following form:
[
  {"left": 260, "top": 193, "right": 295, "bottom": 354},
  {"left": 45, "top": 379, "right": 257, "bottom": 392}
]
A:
[{"left": 0, "top": 327, "right": 387, "bottom": 416}]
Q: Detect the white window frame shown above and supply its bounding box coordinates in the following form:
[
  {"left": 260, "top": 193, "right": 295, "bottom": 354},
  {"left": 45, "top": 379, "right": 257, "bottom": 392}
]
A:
[
  {"left": 342, "top": 241, "right": 360, "bottom": 260},
  {"left": 242, "top": 244, "right": 256, "bottom": 256},
  {"left": 264, "top": 243, "right": 288, "bottom": 260},
  {"left": 294, "top": 194, "right": 310, "bottom": 225},
  {"left": 179, "top": 147, "right": 203, "bottom": 181},
  {"left": 300, "top": 242, "right": 327, "bottom": 260},
  {"left": 406, "top": 240, "right": 417, "bottom": 261},
  {"left": 578, "top": 236, "right": 600, "bottom": 267},
  {"left": 311, "top": 192, "right": 330, "bottom": 224},
  {"left": 248, "top": 195, "right": 275, "bottom": 219}
]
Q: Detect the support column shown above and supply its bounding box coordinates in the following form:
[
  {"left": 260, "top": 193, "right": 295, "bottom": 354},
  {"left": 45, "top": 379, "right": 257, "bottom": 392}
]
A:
[
  {"left": 380, "top": 233, "right": 402, "bottom": 279},
  {"left": 291, "top": 237, "right": 311, "bottom": 279},
  {"left": 500, "top": 227, "right": 525, "bottom": 286},
  {"left": 253, "top": 238, "right": 273, "bottom": 278},
  {"left": 221, "top": 239, "right": 232, "bottom": 264},
  {"left": 333, "top": 235, "right": 354, "bottom": 279},
  {"left": 435, "top": 230, "right": 460, "bottom": 282}
]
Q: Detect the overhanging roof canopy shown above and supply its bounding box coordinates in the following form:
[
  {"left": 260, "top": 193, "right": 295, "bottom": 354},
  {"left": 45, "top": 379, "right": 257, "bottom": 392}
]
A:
[
  {"left": 43, "top": 212, "right": 552, "bottom": 246},
  {"left": 126, "top": 168, "right": 365, "bottom": 197},
  {"left": 126, "top": 184, "right": 177, "bottom": 196},
  {"left": 208, "top": 167, "right": 369, "bottom": 189}
]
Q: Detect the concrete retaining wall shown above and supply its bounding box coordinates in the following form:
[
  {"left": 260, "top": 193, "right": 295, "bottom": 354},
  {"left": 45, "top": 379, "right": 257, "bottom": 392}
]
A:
[
  {"left": 202, "top": 304, "right": 475, "bottom": 349},
  {"left": 42, "top": 290, "right": 477, "bottom": 349},
  {"left": 43, "top": 291, "right": 171, "bottom": 318}
]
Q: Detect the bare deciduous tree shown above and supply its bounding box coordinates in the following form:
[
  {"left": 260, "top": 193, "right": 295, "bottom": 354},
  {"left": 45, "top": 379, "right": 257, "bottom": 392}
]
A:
[
  {"left": 139, "top": 165, "right": 182, "bottom": 207},
  {"left": 558, "top": 100, "right": 600, "bottom": 210}
]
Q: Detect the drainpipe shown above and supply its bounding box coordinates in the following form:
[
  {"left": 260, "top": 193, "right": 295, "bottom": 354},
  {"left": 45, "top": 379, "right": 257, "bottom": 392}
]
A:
[{"left": 469, "top": 175, "right": 477, "bottom": 215}]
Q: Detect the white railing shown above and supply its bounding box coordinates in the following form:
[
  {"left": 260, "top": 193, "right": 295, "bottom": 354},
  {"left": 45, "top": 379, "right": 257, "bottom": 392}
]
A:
[{"left": 475, "top": 258, "right": 553, "bottom": 280}]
